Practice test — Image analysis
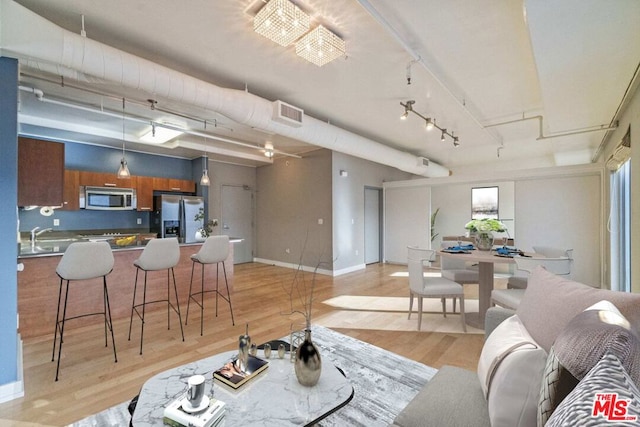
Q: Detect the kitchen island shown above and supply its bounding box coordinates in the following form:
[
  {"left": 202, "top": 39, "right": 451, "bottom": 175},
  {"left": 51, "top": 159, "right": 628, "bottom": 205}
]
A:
[{"left": 17, "top": 237, "right": 237, "bottom": 339}]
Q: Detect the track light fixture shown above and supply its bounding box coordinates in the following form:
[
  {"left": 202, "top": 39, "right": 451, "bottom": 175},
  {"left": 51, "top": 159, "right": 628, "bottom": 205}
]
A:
[
  {"left": 264, "top": 142, "right": 275, "bottom": 158},
  {"left": 399, "top": 100, "right": 460, "bottom": 147},
  {"left": 200, "top": 152, "right": 210, "bottom": 186},
  {"left": 117, "top": 98, "right": 131, "bottom": 179}
]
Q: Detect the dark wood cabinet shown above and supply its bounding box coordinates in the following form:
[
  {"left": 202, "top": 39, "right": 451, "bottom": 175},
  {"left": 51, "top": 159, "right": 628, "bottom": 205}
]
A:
[
  {"left": 135, "top": 176, "right": 154, "bottom": 211},
  {"left": 61, "top": 169, "right": 80, "bottom": 211},
  {"left": 152, "top": 177, "right": 195, "bottom": 193},
  {"left": 79, "top": 170, "right": 134, "bottom": 188},
  {"left": 18, "top": 137, "right": 65, "bottom": 207}
]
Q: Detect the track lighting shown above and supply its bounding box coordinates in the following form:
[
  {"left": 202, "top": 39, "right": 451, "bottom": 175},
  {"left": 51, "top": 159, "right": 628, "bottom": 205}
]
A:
[
  {"left": 399, "top": 100, "right": 460, "bottom": 147},
  {"left": 264, "top": 142, "right": 275, "bottom": 158}
]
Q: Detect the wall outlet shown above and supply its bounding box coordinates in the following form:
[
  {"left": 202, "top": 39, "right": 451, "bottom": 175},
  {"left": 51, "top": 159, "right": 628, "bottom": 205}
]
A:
[
  {"left": 53, "top": 219, "right": 60, "bottom": 226},
  {"left": 137, "top": 218, "right": 142, "bottom": 225}
]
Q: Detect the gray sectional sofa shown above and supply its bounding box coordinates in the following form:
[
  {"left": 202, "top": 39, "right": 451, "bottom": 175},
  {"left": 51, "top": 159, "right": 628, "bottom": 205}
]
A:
[{"left": 391, "top": 266, "right": 640, "bottom": 427}]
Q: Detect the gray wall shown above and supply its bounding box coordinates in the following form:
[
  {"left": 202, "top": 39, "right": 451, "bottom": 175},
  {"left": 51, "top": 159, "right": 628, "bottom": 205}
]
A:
[
  {"left": 332, "top": 152, "right": 414, "bottom": 273},
  {"left": 255, "top": 149, "right": 333, "bottom": 270}
]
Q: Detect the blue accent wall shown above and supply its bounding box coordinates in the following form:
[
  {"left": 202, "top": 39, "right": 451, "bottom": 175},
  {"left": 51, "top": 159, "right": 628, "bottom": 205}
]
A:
[
  {"left": 0, "top": 57, "right": 19, "bottom": 387},
  {"left": 18, "top": 142, "right": 202, "bottom": 232}
]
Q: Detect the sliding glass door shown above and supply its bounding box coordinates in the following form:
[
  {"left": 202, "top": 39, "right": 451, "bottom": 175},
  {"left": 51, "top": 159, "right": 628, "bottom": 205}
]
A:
[{"left": 610, "top": 160, "right": 631, "bottom": 292}]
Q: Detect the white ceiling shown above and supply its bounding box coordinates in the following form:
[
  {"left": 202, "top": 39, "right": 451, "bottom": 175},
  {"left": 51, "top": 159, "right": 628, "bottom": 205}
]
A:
[{"left": 6, "top": 0, "right": 640, "bottom": 175}]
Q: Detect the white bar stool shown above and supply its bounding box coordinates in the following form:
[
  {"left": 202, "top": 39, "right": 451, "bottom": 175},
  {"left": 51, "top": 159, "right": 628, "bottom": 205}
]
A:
[
  {"left": 52, "top": 241, "right": 117, "bottom": 381},
  {"left": 185, "top": 235, "right": 235, "bottom": 335},
  {"left": 127, "top": 237, "right": 184, "bottom": 354}
]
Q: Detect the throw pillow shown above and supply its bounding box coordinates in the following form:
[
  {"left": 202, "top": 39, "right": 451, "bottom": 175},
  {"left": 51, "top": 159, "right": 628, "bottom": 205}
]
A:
[
  {"left": 545, "top": 353, "right": 640, "bottom": 427},
  {"left": 538, "top": 300, "right": 640, "bottom": 426},
  {"left": 516, "top": 266, "right": 640, "bottom": 352},
  {"left": 477, "top": 315, "right": 547, "bottom": 427}
]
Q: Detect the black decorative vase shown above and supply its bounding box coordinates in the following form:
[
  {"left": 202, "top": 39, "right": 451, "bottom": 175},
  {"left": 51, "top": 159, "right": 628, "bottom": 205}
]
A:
[{"left": 294, "top": 329, "right": 322, "bottom": 386}]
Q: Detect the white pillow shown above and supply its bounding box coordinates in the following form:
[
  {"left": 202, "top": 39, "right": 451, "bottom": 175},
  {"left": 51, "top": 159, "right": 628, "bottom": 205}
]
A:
[{"left": 477, "top": 314, "right": 548, "bottom": 427}]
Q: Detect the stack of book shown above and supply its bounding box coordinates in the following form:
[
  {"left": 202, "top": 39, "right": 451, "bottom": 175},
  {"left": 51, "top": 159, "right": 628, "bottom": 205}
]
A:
[
  {"left": 163, "top": 396, "right": 226, "bottom": 427},
  {"left": 213, "top": 354, "right": 269, "bottom": 389}
]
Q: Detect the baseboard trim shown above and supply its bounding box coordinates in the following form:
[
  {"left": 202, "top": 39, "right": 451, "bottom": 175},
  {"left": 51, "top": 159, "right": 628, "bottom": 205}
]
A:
[
  {"left": 253, "top": 258, "right": 333, "bottom": 276},
  {"left": 332, "top": 264, "right": 366, "bottom": 276},
  {"left": 0, "top": 334, "right": 24, "bottom": 404}
]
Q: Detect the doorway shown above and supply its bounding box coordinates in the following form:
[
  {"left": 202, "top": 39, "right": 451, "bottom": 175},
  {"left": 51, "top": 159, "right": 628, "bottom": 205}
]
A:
[
  {"left": 221, "top": 184, "right": 254, "bottom": 264},
  {"left": 364, "top": 187, "right": 382, "bottom": 264}
]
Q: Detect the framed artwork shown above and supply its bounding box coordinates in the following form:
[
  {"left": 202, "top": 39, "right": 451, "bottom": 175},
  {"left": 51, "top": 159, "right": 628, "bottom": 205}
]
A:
[{"left": 471, "top": 186, "right": 499, "bottom": 219}]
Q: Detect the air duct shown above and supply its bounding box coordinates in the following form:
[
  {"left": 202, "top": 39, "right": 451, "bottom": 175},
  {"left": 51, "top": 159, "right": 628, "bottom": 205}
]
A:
[{"left": 0, "top": 0, "right": 450, "bottom": 177}]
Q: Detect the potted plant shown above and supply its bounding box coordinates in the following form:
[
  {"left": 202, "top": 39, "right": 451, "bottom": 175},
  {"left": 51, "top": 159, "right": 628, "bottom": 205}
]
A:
[
  {"left": 194, "top": 207, "right": 218, "bottom": 240},
  {"left": 464, "top": 218, "right": 507, "bottom": 250}
]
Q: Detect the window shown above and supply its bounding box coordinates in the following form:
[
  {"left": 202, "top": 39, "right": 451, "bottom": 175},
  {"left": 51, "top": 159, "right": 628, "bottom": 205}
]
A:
[{"left": 610, "top": 159, "right": 631, "bottom": 292}]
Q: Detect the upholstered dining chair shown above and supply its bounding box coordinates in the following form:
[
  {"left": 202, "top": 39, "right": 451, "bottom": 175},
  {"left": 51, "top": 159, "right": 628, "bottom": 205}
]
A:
[
  {"left": 491, "top": 256, "right": 573, "bottom": 309},
  {"left": 185, "top": 235, "right": 235, "bottom": 336},
  {"left": 128, "top": 237, "right": 185, "bottom": 355},
  {"left": 507, "top": 246, "right": 573, "bottom": 289},
  {"left": 52, "top": 241, "right": 117, "bottom": 381},
  {"left": 440, "top": 240, "right": 480, "bottom": 286},
  {"left": 407, "top": 246, "right": 467, "bottom": 332}
]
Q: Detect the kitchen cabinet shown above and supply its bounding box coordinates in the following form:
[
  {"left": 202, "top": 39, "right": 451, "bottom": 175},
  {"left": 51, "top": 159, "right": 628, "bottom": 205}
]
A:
[
  {"left": 61, "top": 169, "right": 80, "bottom": 211},
  {"left": 18, "top": 137, "right": 64, "bottom": 207},
  {"left": 135, "top": 176, "right": 154, "bottom": 211},
  {"left": 153, "top": 177, "right": 195, "bottom": 193},
  {"left": 79, "top": 170, "right": 134, "bottom": 188}
]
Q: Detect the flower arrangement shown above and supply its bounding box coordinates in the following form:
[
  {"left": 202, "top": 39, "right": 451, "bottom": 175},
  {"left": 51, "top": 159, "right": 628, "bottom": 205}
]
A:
[
  {"left": 194, "top": 207, "right": 218, "bottom": 238},
  {"left": 464, "top": 218, "right": 507, "bottom": 233}
]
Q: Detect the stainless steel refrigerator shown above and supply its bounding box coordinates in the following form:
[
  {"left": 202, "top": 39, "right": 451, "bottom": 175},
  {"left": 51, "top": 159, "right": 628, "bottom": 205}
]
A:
[{"left": 151, "top": 194, "right": 204, "bottom": 243}]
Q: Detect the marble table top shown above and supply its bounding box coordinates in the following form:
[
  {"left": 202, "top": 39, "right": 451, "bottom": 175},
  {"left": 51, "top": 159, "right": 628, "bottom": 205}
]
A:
[{"left": 132, "top": 349, "right": 354, "bottom": 426}]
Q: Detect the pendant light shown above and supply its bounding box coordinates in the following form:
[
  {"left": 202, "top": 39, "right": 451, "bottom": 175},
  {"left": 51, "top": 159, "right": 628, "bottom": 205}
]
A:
[
  {"left": 200, "top": 152, "right": 210, "bottom": 186},
  {"left": 117, "top": 98, "right": 131, "bottom": 179}
]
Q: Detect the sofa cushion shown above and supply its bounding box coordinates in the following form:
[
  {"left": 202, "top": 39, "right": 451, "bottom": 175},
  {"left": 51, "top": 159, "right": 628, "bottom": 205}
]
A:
[
  {"left": 538, "top": 300, "right": 640, "bottom": 425},
  {"left": 545, "top": 353, "right": 640, "bottom": 426},
  {"left": 516, "top": 266, "right": 640, "bottom": 352},
  {"left": 392, "top": 365, "right": 490, "bottom": 427},
  {"left": 477, "top": 315, "right": 547, "bottom": 427}
]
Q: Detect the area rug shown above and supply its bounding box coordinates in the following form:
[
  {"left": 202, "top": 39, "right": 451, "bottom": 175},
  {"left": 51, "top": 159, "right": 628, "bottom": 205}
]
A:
[
  {"left": 317, "top": 295, "right": 483, "bottom": 334},
  {"left": 69, "top": 325, "right": 437, "bottom": 426}
]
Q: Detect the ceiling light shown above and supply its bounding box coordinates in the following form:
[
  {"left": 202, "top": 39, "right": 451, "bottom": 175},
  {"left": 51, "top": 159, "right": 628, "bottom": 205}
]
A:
[
  {"left": 441, "top": 130, "right": 446, "bottom": 142},
  {"left": 401, "top": 100, "right": 414, "bottom": 120},
  {"left": 140, "top": 125, "right": 183, "bottom": 144},
  {"left": 295, "top": 25, "right": 345, "bottom": 67},
  {"left": 117, "top": 98, "right": 131, "bottom": 179},
  {"left": 400, "top": 111, "right": 408, "bottom": 120},
  {"left": 200, "top": 153, "right": 210, "bottom": 186},
  {"left": 425, "top": 118, "right": 434, "bottom": 131},
  {"left": 254, "top": 0, "right": 310, "bottom": 47},
  {"left": 264, "top": 142, "right": 275, "bottom": 158}
]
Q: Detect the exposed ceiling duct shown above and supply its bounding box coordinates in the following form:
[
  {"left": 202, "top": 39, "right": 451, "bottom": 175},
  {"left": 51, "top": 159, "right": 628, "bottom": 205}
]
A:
[{"left": 0, "top": 0, "right": 450, "bottom": 177}]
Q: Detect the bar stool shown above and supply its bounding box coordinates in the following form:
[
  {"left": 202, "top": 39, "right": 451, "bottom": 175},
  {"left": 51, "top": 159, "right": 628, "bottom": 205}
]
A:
[
  {"left": 128, "top": 237, "right": 184, "bottom": 354},
  {"left": 52, "top": 241, "right": 117, "bottom": 381},
  {"left": 185, "top": 235, "right": 235, "bottom": 335}
]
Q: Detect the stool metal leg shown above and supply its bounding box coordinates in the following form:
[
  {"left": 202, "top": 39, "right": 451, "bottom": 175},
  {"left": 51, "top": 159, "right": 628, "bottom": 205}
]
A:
[
  {"left": 170, "top": 267, "right": 185, "bottom": 342},
  {"left": 103, "top": 277, "right": 118, "bottom": 363},
  {"left": 52, "top": 277, "right": 64, "bottom": 363},
  {"left": 214, "top": 261, "right": 235, "bottom": 326},
  {"left": 185, "top": 261, "right": 196, "bottom": 325},
  {"left": 54, "top": 279, "right": 71, "bottom": 381},
  {"left": 127, "top": 268, "right": 140, "bottom": 342}
]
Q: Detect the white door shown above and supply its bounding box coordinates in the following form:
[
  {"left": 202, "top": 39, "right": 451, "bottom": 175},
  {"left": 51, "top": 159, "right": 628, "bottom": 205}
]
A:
[
  {"left": 221, "top": 185, "right": 254, "bottom": 264},
  {"left": 364, "top": 187, "right": 382, "bottom": 264}
]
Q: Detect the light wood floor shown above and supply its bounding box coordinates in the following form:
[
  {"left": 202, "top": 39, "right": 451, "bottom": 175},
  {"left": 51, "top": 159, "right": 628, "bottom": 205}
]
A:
[{"left": 0, "top": 262, "right": 485, "bottom": 426}]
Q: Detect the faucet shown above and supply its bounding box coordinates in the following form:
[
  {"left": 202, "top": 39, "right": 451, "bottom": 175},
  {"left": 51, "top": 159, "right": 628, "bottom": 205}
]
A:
[{"left": 30, "top": 227, "right": 53, "bottom": 243}]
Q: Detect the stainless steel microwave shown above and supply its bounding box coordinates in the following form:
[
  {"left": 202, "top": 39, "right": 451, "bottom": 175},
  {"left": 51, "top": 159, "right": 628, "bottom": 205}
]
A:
[{"left": 80, "top": 186, "right": 137, "bottom": 210}]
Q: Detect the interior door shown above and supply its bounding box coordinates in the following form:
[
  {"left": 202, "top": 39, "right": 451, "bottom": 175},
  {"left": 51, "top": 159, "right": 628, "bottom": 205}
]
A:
[
  {"left": 364, "top": 187, "right": 382, "bottom": 264},
  {"left": 221, "top": 184, "right": 254, "bottom": 264}
]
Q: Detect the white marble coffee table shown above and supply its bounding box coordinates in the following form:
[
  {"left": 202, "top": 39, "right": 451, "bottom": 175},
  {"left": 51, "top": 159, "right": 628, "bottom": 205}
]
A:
[{"left": 131, "top": 349, "right": 354, "bottom": 426}]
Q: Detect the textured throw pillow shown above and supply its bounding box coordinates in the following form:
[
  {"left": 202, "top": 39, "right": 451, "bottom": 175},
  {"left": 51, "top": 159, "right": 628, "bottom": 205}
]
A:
[
  {"left": 545, "top": 353, "right": 640, "bottom": 427},
  {"left": 516, "top": 266, "right": 640, "bottom": 352},
  {"left": 538, "top": 301, "right": 640, "bottom": 426},
  {"left": 477, "top": 315, "right": 547, "bottom": 427}
]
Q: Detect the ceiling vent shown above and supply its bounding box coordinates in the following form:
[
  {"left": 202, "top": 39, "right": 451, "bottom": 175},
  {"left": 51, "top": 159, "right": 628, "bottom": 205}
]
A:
[
  {"left": 273, "top": 100, "right": 303, "bottom": 127},
  {"left": 417, "top": 157, "right": 430, "bottom": 167}
]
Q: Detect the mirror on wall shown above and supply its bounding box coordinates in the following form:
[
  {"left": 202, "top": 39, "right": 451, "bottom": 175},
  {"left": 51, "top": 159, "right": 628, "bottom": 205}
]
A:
[{"left": 471, "top": 186, "right": 499, "bottom": 219}]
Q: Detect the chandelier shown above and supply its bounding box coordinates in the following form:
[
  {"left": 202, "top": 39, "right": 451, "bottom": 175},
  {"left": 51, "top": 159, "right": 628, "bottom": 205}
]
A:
[
  {"left": 295, "top": 25, "right": 346, "bottom": 67},
  {"left": 254, "top": 0, "right": 310, "bottom": 47}
]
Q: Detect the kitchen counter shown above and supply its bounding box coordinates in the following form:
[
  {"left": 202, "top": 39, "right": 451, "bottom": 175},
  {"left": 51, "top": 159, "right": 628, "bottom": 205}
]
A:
[{"left": 17, "top": 238, "right": 237, "bottom": 339}]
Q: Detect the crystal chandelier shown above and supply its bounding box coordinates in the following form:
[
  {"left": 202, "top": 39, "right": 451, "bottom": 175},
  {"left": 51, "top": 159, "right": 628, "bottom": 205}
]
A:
[
  {"left": 295, "top": 25, "right": 345, "bottom": 67},
  {"left": 254, "top": 0, "right": 310, "bottom": 47}
]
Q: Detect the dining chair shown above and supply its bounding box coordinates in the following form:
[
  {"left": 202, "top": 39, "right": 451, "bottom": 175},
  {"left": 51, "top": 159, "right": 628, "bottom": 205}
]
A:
[
  {"left": 407, "top": 246, "right": 466, "bottom": 332},
  {"left": 507, "top": 246, "right": 573, "bottom": 289},
  {"left": 492, "top": 256, "right": 573, "bottom": 309},
  {"left": 440, "top": 240, "right": 480, "bottom": 286}
]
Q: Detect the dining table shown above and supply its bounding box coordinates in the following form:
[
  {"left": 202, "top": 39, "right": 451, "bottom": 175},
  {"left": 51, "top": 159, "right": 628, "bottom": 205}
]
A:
[{"left": 438, "top": 248, "right": 517, "bottom": 329}]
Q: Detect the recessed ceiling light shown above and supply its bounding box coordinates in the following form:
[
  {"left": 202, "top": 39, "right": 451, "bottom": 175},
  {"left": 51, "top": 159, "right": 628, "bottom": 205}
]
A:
[{"left": 139, "top": 125, "right": 183, "bottom": 144}]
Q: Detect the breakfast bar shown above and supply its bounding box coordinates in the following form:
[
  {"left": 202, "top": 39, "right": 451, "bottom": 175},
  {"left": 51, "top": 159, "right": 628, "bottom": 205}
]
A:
[{"left": 17, "top": 238, "right": 237, "bottom": 339}]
